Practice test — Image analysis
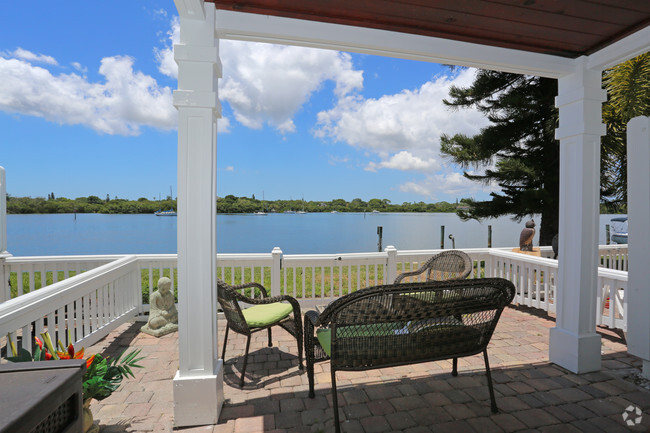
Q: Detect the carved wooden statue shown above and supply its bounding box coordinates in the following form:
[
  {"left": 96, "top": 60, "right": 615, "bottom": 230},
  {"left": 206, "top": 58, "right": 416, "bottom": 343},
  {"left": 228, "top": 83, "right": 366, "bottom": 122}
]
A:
[{"left": 519, "top": 219, "right": 536, "bottom": 251}]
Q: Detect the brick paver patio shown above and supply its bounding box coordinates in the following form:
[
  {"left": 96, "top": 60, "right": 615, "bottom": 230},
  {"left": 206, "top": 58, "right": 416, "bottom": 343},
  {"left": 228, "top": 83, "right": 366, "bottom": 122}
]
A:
[{"left": 87, "top": 305, "right": 650, "bottom": 432}]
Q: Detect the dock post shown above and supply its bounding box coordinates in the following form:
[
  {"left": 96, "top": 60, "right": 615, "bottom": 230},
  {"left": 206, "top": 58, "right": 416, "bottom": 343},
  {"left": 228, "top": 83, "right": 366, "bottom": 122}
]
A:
[
  {"left": 488, "top": 225, "right": 492, "bottom": 248},
  {"left": 377, "top": 226, "right": 383, "bottom": 252},
  {"left": 440, "top": 226, "right": 445, "bottom": 249}
]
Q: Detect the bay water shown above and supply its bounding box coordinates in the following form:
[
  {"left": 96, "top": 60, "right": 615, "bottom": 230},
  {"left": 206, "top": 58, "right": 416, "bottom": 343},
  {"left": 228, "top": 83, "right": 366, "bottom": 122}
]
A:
[{"left": 6, "top": 213, "right": 623, "bottom": 257}]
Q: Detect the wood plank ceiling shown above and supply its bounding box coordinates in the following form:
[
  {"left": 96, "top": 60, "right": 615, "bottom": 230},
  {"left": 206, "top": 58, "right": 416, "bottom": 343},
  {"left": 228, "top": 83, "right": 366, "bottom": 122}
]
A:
[{"left": 207, "top": 0, "right": 650, "bottom": 58}]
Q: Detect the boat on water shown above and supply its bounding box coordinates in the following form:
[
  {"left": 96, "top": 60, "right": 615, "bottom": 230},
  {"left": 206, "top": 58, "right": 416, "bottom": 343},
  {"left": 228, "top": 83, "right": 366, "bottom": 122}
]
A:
[
  {"left": 155, "top": 209, "right": 177, "bottom": 216},
  {"left": 610, "top": 216, "right": 628, "bottom": 244}
]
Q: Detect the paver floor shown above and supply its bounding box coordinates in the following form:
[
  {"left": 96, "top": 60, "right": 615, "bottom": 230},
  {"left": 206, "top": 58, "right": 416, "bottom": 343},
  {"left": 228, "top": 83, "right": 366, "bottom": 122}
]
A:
[{"left": 87, "top": 305, "right": 650, "bottom": 432}]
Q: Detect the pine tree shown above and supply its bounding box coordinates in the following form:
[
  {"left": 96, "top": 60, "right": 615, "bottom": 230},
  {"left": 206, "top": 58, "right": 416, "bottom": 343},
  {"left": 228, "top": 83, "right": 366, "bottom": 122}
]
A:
[{"left": 440, "top": 71, "right": 559, "bottom": 246}]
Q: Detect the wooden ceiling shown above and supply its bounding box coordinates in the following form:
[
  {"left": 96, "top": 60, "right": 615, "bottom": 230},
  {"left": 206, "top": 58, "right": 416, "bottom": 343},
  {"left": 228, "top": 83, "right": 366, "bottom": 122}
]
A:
[{"left": 207, "top": 0, "right": 650, "bottom": 58}]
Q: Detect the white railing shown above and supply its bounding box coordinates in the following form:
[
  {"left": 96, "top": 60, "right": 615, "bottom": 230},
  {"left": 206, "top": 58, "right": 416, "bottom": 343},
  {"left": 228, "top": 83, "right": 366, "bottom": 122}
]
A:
[
  {"left": 0, "top": 244, "right": 631, "bottom": 352},
  {"left": 0, "top": 255, "right": 141, "bottom": 355},
  {"left": 1, "top": 255, "right": 123, "bottom": 302}
]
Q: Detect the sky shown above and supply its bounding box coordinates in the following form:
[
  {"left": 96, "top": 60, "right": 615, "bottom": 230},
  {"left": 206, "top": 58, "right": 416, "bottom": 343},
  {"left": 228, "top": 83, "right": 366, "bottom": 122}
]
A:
[{"left": 0, "top": 1, "right": 496, "bottom": 205}]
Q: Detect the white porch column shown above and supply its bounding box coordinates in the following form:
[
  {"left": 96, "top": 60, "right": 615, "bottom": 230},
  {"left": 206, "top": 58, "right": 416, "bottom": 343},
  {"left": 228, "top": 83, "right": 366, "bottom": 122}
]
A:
[
  {"left": 172, "top": 1, "right": 224, "bottom": 427},
  {"left": 549, "top": 57, "right": 606, "bottom": 373},
  {"left": 626, "top": 116, "right": 650, "bottom": 379},
  {"left": 0, "top": 166, "right": 11, "bottom": 303}
]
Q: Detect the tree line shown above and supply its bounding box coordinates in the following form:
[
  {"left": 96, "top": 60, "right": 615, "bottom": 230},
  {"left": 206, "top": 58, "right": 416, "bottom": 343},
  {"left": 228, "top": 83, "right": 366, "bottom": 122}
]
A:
[{"left": 5, "top": 194, "right": 470, "bottom": 214}]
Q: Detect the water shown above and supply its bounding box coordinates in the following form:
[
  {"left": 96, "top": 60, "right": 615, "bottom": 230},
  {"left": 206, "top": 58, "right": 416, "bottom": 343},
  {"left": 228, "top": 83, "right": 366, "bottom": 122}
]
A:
[{"left": 6, "top": 213, "right": 624, "bottom": 256}]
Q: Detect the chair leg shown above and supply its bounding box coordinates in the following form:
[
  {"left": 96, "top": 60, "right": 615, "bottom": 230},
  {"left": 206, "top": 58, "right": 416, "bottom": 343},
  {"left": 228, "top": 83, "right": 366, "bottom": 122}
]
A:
[
  {"left": 452, "top": 357, "right": 458, "bottom": 376},
  {"left": 267, "top": 328, "right": 272, "bottom": 347},
  {"left": 239, "top": 335, "right": 252, "bottom": 388},
  {"left": 483, "top": 349, "right": 498, "bottom": 413},
  {"left": 296, "top": 319, "right": 304, "bottom": 370},
  {"left": 221, "top": 326, "right": 230, "bottom": 360},
  {"left": 305, "top": 317, "right": 315, "bottom": 397},
  {"left": 331, "top": 367, "right": 341, "bottom": 433}
]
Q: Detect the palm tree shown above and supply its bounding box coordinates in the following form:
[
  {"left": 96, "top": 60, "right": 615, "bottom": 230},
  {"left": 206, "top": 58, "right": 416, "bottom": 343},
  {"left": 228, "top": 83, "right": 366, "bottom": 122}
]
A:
[{"left": 601, "top": 53, "right": 650, "bottom": 209}]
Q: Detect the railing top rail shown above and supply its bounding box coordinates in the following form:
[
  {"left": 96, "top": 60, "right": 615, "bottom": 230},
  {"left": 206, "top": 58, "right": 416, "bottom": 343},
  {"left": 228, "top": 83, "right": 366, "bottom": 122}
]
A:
[
  {"left": 216, "top": 253, "right": 273, "bottom": 261},
  {"left": 597, "top": 267, "right": 629, "bottom": 279},
  {"left": 486, "top": 249, "right": 559, "bottom": 266},
  {"left": 283, "top": 252, "right": 387, "bottom": 261},
  {"left": 5, "top": 254, "right": 127, "bottom": 264}
]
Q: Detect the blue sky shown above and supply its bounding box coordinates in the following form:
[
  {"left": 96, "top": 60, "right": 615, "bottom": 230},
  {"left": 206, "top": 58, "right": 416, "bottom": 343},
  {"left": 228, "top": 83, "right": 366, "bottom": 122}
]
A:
[{"left": 1, "top": 1, "right": 494, "bottom": 204}]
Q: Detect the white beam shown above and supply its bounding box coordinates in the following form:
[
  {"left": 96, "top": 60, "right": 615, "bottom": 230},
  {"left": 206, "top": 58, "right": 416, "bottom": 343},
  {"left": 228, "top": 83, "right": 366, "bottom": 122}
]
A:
[
  {"left": 215, "top": 10, "right": 574, "bottom": 79},
  {"left": 626, "top": 116, "right": 650, "bottom": 379},
  {"left": 587, "top": 25, "right": 650, "bottom": 71},
  {"left": 549, "top": 57, "right": 606, "bottom": 373},
  {"left": 173, "top": 0, "right": 205, "bottom": 20},
  {"left": 172, "top": 2, "right": 224, "bottom": 427}
]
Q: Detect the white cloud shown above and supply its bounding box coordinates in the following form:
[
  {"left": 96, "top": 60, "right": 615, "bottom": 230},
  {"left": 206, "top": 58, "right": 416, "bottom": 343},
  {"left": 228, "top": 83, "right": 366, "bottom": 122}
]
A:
[
  {"left": 71, "top": 62, "right": 87, "bottom": 74},
  {"left": 154, "top": 20, "right": 364, "bottom": 134},
  {"left": 10, "top": 48, "right": 58, "bottom": 65},
  {"left": 314, "top": 68, "right": 489, "bottom": 171},
  {"left": 399, "top": 170, "right": 497, "bottom": 200},
  {"left": 219, "top": 41, "right": 363, "bottom": 133},
  {"left": 0, "top": 53, "right": 175, "bottom": 135},
  {"left": 155, "top": 17, "right": 179, "bottom": 79},
  {"left": 366, "top": 150, "right": 439, "bottom": 172}
]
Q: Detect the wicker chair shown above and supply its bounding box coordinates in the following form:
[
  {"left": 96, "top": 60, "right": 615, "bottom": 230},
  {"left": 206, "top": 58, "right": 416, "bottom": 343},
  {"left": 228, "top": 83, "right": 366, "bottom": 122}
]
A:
[
  {"left": 394, "top": 249, "right": 472, "bottom": 283},
  {"left": 304, "top": 278, "right": 515, "bottom": 433},
  {"left": 217, "top": 279, "right": 303, "bottom": 386}
]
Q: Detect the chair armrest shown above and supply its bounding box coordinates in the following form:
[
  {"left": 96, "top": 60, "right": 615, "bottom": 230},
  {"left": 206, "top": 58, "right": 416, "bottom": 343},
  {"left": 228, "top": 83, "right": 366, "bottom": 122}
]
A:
[
  {"left": 305, "top": 310, "right": 320, "bottom": 327},
  {"left": 229, "top": 281, "right": 270, "bottom": 298},
  {"left": 394, "top": 269, "right": 422, "bottom": 284}
]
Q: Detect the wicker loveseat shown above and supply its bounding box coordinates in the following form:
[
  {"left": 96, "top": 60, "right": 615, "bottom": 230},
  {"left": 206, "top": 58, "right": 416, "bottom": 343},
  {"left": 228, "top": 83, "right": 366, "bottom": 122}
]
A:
[{"left": 304, "top": 277, "right": 516, "bottom": 432}]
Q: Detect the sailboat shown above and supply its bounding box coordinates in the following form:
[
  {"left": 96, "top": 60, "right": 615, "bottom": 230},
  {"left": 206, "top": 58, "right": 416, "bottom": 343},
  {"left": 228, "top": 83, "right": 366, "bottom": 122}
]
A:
[
  {"left": 297, "top": 195, "right": 306, "bottom": 214},
  {"left": 255, "top": 191, "right": 267, "bottom": 215},
  {"left": 155, "top": 186, "right": 177, "bottom": 216}
]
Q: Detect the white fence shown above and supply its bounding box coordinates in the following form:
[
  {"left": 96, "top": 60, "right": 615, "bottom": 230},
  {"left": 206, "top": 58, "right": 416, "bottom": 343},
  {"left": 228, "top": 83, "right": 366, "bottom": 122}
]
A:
[
  {"left": 0, "top": 255, "right": 142, "bottom": 355},
  {"left": 0, "top": 244, "right": 630, "bottom": 355}
]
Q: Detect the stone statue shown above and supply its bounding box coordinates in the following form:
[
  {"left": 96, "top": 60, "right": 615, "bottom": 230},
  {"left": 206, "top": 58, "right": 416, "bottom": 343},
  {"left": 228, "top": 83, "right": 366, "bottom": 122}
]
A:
[
  {"left": 519, "top": 219, "right": 536, "bottom": 251},
  {"left": 141, "top": 277, "right": 178, "bottom": 337}
]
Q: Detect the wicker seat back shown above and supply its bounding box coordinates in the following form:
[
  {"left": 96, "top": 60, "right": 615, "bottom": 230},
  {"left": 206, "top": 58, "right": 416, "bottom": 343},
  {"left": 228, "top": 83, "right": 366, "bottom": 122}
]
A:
[
  {"left": 319, "top": 278, "right": 514, "bottom": 369},
  {"left": 217, "top": 281, "right": 249, "bottom": 335},
  {"left": 305, "top": 277, "right": 515, "bottom": 432},
  {"left": 394, "top": 249, "right": 473, "bottom": 283}
]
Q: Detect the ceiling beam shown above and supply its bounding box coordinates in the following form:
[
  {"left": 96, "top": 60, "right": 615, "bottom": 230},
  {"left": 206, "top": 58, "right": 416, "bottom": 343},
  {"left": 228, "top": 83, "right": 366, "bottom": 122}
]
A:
[
  {"left": 587, "top": 25, "right": 650, "bottom": 71},
  {"left": 215, "top": 10, "right": 574, "bottom": 78}
]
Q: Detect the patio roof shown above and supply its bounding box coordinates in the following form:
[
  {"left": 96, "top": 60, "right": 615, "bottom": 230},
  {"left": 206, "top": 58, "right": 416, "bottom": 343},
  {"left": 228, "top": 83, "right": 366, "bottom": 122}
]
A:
[{"left": 206, "top": 0, "right": 650, "bottom": 58}]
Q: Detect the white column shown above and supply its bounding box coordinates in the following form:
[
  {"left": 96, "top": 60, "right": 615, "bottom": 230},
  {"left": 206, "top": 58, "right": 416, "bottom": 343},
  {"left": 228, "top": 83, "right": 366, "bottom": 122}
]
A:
[
  {"left": 0, "top": 166, "right": 10, "bottom": 303},
  {"left": 0, "top": 166, "right": 6, "bottom": 254},
  {"left": 172, "top": 1, "right": 224, "bottom": 427},
  {"left": 626, "top": 116, "right": 650, "bottom": 379},
  {"left": 549, "top": 57, "right": 606, "bottom": 373}
]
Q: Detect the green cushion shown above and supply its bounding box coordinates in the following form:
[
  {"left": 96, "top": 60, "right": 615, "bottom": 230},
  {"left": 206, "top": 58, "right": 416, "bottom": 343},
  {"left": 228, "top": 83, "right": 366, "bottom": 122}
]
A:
[
  {"left": 316, "top": 323, "right": 408, "bottom": 357},
  {"left": 242, "top": 302, "right": 293, "bottom": 327}
]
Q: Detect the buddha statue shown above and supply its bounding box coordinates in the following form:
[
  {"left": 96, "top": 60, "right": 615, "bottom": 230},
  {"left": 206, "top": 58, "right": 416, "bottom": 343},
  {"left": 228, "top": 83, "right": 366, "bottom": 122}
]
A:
[{"left": 141, "top": 277, "right": 178, "bottom": 337}]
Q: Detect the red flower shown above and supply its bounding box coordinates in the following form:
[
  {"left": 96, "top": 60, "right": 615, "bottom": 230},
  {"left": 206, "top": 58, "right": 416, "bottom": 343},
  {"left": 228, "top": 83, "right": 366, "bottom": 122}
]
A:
[
  {"left": 45, "top": 352, "right": 52, "bottom": 360},
  {"left": 86, "top": 354, "right": 96, "bottom": 369},
  {"left": 34, "top": 336, "right": 43, "bottom": 350}
]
